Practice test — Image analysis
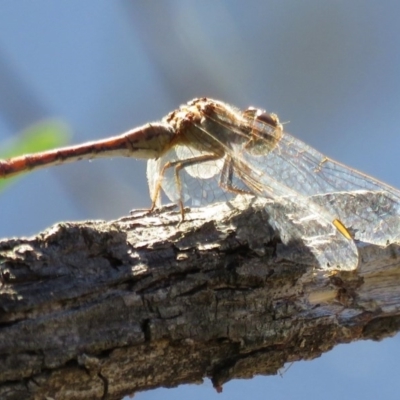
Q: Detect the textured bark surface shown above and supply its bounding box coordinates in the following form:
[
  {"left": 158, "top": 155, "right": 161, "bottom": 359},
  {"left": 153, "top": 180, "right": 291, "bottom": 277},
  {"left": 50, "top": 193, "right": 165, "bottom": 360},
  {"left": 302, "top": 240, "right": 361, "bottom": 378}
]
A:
[{"left": 1, "top": 195, "right": 400, "bottom": 400}]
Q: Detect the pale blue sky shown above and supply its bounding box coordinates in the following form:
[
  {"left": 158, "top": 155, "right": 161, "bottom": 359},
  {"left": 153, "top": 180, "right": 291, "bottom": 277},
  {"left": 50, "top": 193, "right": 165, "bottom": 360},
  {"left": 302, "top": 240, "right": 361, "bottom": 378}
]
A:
[{"left": 0, "top": 1, "right": 399, "bottom": 399}]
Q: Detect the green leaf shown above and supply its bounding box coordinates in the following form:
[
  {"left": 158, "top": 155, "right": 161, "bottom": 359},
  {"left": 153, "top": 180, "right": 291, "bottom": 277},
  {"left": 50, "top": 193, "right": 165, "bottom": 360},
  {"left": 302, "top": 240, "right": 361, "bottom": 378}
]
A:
[{"left": 0, "top": 120, "right": 71, "bottom": 192}]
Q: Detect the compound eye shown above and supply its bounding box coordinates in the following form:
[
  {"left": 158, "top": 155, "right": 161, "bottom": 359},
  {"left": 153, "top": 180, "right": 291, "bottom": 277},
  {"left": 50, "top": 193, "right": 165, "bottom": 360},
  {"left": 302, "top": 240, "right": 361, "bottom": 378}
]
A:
[
  {"left": 254, "top": 111, "right": 280, "bottom": 128},
  {"left": 244, "top": 107, "right": 280, "bottom": 128}
]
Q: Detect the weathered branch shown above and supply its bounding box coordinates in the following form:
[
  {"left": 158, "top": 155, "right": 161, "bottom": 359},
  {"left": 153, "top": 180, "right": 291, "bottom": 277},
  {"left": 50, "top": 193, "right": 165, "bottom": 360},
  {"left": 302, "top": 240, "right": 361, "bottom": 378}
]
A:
[{"left": 1, "top": 195, "right": 400, "bottom": 400}]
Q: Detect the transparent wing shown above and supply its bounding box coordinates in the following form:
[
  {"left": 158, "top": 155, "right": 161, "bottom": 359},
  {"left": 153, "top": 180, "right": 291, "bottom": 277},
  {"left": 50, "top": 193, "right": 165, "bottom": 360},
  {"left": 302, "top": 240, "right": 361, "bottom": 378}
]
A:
[
  {"left": 236, "top": 126, "right": 400, "bottom": 246},
  {"left": 264, "top": 195, "right": 358, "bottom": 271},
  {"left": 147, "top": 144, "right": 235, "bottom": 207},
  {"left": 192, "top": 102, "right": 400, "bottom": 247},
  {"left": 146, "top": 140, "right": 359, "bottom": 271},
  {"left": 147, "top": 157, "right": 163, "bottom": 207}
]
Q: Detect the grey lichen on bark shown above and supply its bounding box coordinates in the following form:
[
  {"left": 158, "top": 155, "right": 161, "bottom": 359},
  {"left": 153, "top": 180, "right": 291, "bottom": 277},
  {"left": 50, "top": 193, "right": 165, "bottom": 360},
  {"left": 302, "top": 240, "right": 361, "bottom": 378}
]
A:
[{"left": 0, "top": 194, "right": 400, "bottom": 400}]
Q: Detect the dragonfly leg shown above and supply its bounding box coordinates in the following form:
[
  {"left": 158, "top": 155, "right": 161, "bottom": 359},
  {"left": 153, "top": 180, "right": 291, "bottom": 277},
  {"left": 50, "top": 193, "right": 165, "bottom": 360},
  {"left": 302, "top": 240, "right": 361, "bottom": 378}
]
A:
[
  {"left": 150, "top": 154, "right": 223, "bottom": 220},
  {"left": 219, "top": 156, "right": 256, "bottom": 195}
]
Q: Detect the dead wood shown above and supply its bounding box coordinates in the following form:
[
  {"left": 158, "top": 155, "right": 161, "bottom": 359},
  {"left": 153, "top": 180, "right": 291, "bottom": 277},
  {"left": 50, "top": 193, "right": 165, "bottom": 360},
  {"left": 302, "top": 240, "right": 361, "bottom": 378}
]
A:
[{"left": 0, "top": 195, "right": 399, "bottom": 400}]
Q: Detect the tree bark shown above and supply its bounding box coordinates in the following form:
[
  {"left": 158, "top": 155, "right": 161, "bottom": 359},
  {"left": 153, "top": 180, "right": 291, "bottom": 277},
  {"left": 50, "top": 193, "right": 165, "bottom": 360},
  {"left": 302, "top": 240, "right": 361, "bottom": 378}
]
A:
[{"left": 0, "top": 195, "right": 399, "bottom": 400}]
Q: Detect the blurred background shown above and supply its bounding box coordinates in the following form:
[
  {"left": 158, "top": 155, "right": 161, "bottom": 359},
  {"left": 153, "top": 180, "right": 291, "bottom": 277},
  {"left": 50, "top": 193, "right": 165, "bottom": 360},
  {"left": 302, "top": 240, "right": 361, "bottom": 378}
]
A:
[{"left": 0, "top": 1, "right": 399, "bottom": 399}]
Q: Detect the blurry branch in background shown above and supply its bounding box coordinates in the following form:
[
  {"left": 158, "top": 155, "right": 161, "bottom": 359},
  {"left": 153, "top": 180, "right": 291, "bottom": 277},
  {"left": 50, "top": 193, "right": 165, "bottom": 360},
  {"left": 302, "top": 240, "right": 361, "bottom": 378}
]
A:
[{"left": 0, "top": 196, "right": 400, "bottom": 400}]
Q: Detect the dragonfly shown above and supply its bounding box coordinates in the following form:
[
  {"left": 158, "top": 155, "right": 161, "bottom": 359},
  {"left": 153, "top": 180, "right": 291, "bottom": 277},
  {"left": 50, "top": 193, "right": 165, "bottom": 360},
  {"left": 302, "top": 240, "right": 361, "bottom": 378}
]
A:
[{"left": 1, "top": 98, "right": 399, "bottom": 271}]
